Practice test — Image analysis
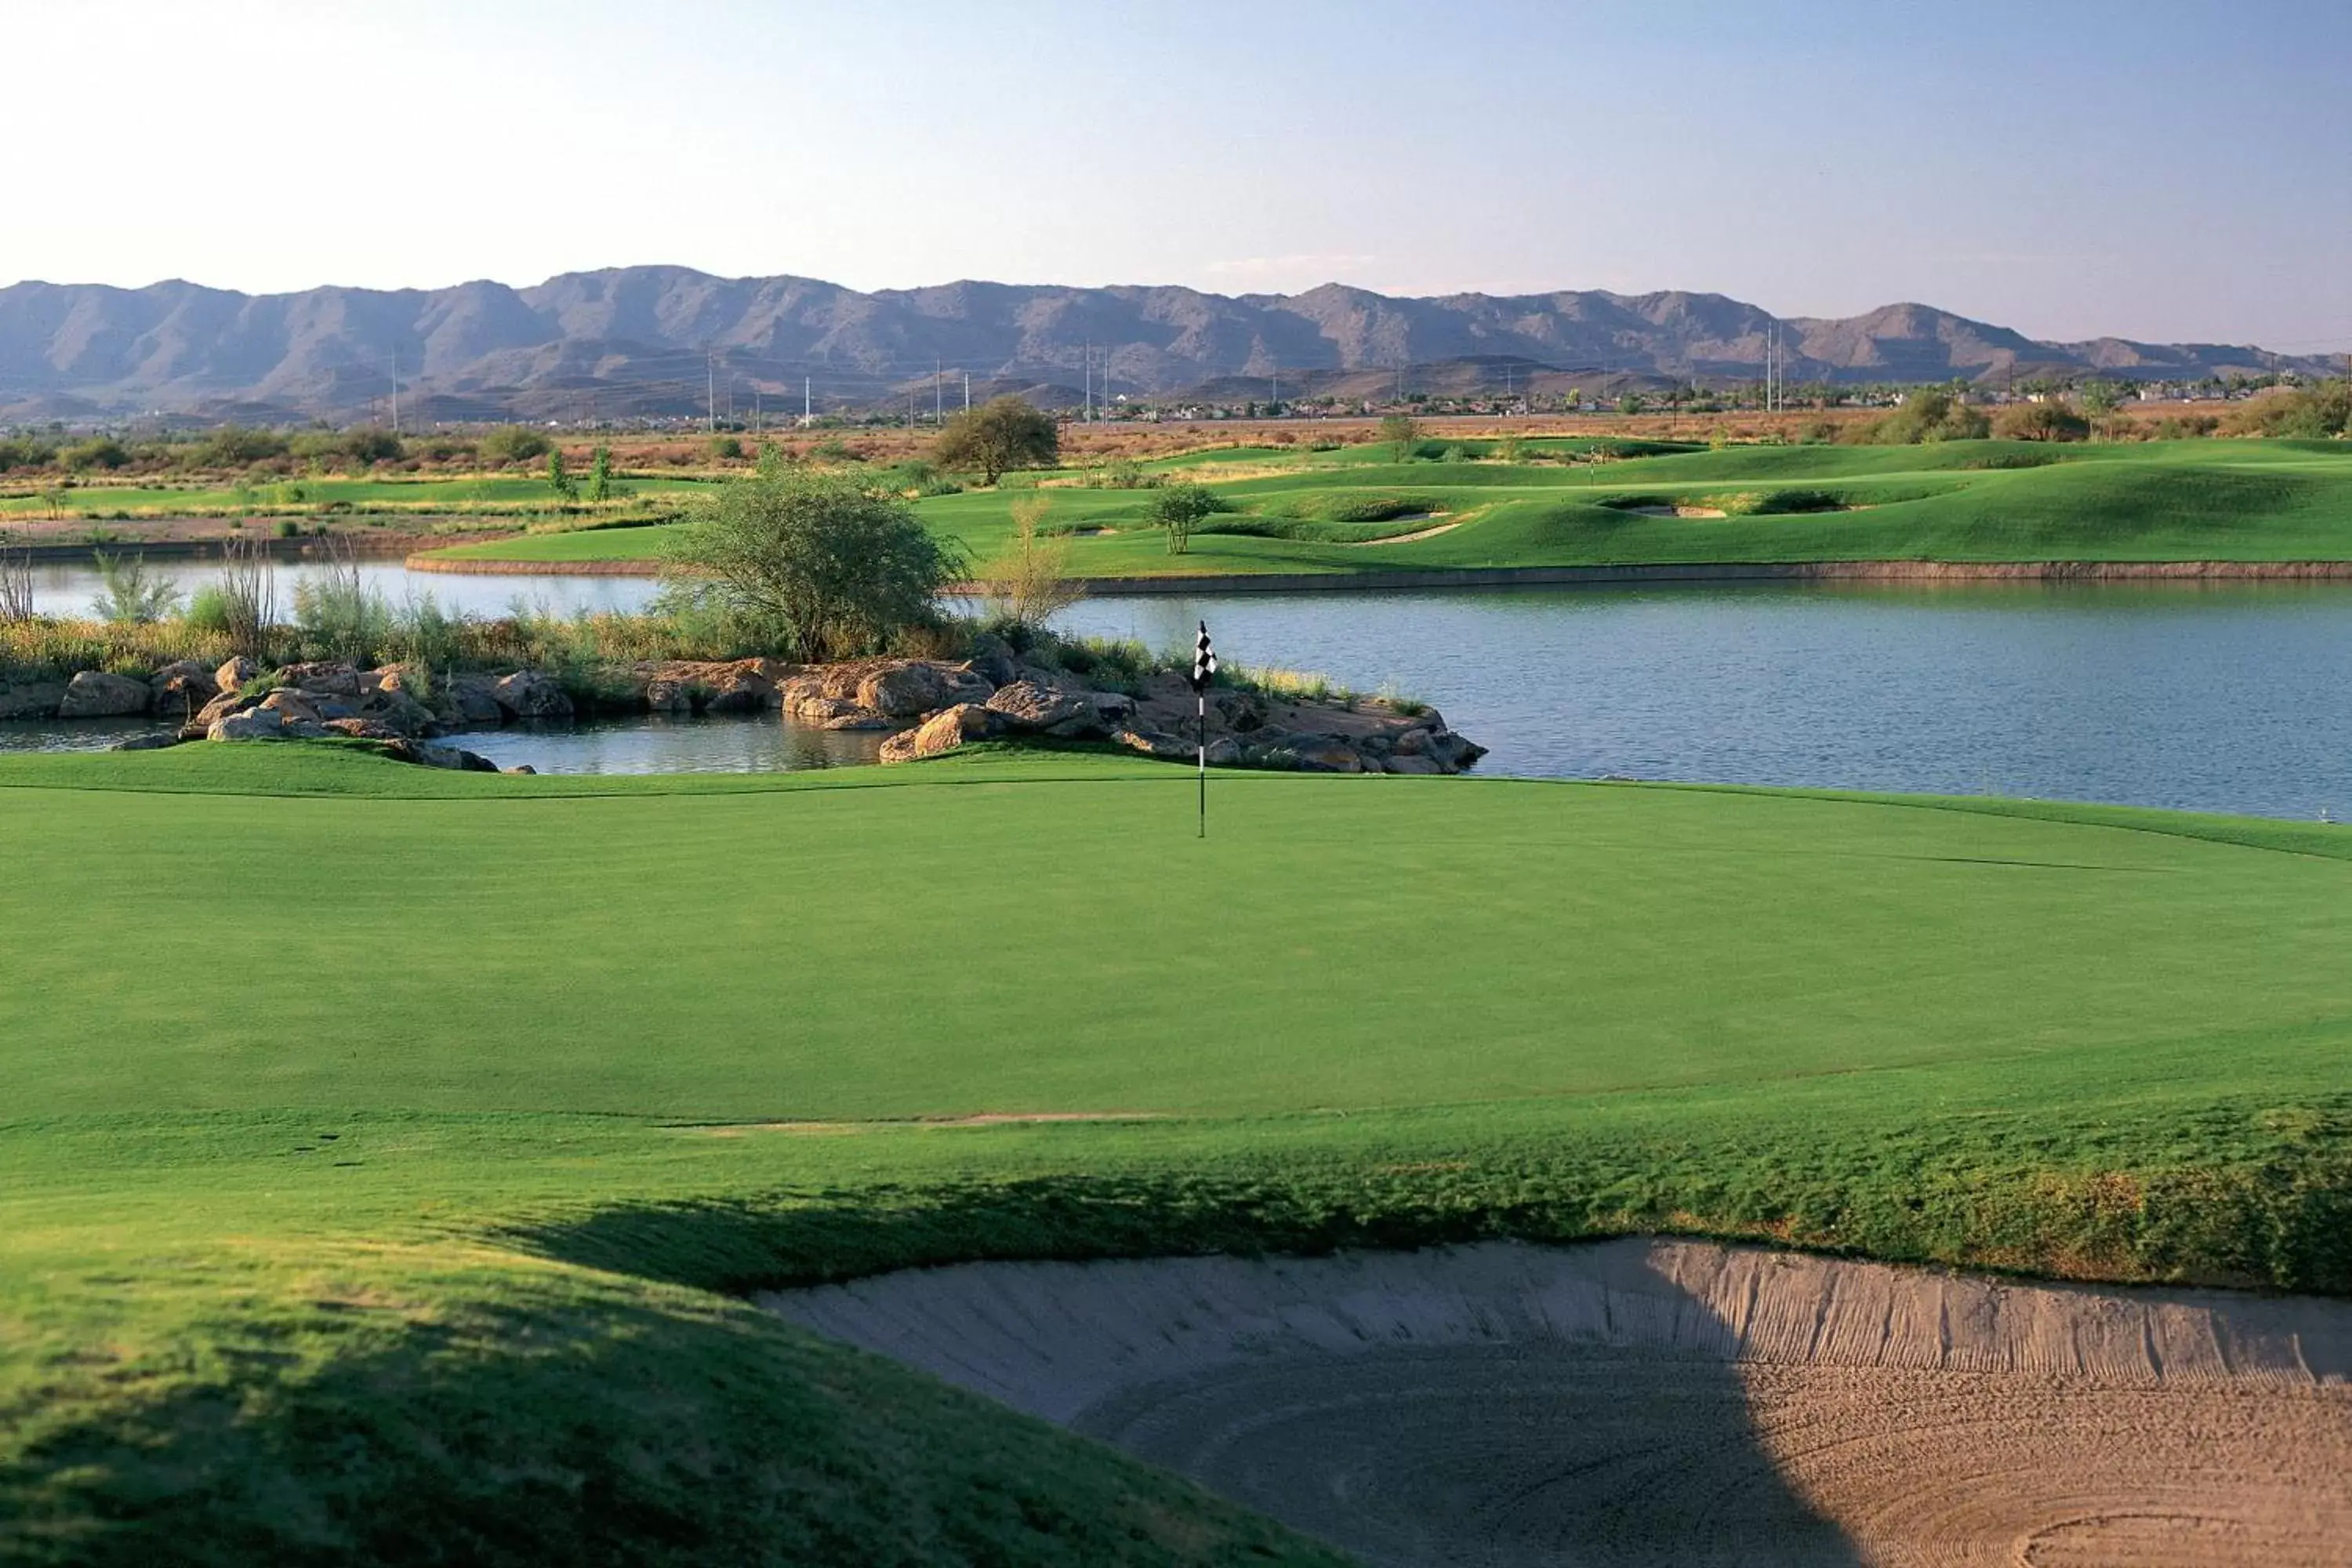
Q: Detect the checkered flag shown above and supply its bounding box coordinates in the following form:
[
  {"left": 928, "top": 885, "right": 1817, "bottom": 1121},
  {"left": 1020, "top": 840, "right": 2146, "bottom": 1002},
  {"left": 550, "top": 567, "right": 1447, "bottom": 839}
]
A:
[
  {"left": 1190, "top": 622, "right": 1215, "bottom": 837},
  {"left": 1191, "top": 622, "right": 1217, "bottom": 692}
]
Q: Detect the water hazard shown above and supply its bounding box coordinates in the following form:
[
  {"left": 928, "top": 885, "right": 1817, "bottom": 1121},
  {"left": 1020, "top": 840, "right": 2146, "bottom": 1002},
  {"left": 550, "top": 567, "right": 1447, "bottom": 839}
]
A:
[{"left": 10, "top": 558, "right": 2352, "bottom": 819}]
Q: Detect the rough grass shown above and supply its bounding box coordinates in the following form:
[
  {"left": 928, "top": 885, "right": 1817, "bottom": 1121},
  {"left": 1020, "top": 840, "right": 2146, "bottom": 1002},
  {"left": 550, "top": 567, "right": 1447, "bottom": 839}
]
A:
[
  {"left": 5, "top": 744, "right": 2351, "bottom": 1561},
  {"left": 429, "top": 438, "right": 2352, "bottom": 576}
]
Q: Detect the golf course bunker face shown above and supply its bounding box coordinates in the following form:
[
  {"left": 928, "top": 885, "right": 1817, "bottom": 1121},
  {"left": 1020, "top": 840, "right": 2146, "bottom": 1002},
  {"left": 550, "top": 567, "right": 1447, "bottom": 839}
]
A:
[{"left": 762, "top": 1240, "right": 2352, "bottom": 1566}]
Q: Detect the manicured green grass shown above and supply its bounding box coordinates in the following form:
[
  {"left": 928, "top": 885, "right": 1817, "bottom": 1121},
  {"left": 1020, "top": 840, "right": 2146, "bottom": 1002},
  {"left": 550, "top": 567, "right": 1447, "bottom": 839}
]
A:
[
  {"left": 5, "top": 743, "right": 2350, "bottom": 1561},
  {"left": 0, "top": 473, "right": 717, "bottom": 519},
  {"left": 427, "top": 437, "right": 2352, "bottom": 575}
]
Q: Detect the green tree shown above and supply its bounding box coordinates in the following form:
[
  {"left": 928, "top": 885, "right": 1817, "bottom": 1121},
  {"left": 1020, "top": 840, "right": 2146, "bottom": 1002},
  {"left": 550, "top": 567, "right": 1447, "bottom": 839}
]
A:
[
  {"left": 1147, "top": 482, "right": 1218, "bottom": 556},
  {"left": 932, "top": 396, "right": 1059, "bottom": 485},
  {"left": 1377, "top": 413, "right": 1423, "bottom": 462},
  {"left": 343, "top": 427, "right": 405, "bottom": 465},
  {"left": 586, "top": 446, "right": 615, "bottom": 503},
  {"left": 2077, "top": 380, "right": 2125, "bottom": 417},
  {"left": 662, "top": 472, "right": 960, "bottom": 661},
  {"left": 546, "top": 449, "right": 577, "bottom": 501}
]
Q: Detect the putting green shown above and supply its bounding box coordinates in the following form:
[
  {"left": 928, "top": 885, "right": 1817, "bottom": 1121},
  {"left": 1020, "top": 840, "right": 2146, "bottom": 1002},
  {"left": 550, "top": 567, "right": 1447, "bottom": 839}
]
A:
[{"left": 5, "top": 744, "right": 2349, "bottom": 1563}]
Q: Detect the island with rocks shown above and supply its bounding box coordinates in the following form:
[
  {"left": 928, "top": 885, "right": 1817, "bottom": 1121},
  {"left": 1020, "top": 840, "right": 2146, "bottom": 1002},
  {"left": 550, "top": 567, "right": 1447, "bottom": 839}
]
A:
[{"left": 1, "top": 633, "right": 1486, "bottom": 777}]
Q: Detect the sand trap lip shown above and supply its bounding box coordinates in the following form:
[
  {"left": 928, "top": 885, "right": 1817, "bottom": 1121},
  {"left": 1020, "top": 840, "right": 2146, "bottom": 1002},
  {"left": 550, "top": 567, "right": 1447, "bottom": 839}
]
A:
[
  {"left": 1341, "top": 515, "right": 1462, "bottom": 545},
  {"left": 676, "top": 1110, "right": 1167, "bottom": 1135},
  {"left": 764, "top": 1239, "right": 2352, "bottom": 1566}
]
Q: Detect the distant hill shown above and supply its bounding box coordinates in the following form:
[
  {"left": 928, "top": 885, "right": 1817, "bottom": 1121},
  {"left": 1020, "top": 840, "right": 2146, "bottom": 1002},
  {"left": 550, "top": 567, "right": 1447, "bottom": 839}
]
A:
[{"left": 0, "top": 267, "right": 2337, "bottom": 423}]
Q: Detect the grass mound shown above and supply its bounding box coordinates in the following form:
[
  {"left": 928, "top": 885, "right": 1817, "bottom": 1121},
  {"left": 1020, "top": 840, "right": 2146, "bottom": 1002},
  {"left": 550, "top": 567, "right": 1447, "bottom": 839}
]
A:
[{"left": 5, "top": 745, "right": 2350, "bottom": 1559}]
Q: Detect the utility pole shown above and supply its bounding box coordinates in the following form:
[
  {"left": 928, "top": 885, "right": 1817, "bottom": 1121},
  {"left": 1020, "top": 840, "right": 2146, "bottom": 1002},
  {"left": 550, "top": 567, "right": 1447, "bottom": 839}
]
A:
[
  {"left": 388, "top": 350, "right": 400, "bottom": 436},
  {"left": 935, "top": 357, "right": 943, "bottom": 424},
  {"left": 964, "top": 371, "right": 971, "bottom": 412},
  {"left": 1083, "top": 343, "right": 1091, "bottom": 424},
  {"left": 706, "top": 349, "right": 717, "bottom": 433},
  {"left": 753, "top": 389, "right": 761, "bottom": 434},
  {"left": 804, "top": 376, "right": 811, "bottom": 423}
]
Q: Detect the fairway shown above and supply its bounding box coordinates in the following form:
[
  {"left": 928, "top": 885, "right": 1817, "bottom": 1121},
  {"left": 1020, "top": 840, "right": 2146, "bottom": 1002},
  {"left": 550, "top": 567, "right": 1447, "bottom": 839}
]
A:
[
  {"left": 428, "top": 437, "right": 2352, "bottom": 576},
  {"left": 5, "top": 745, "right": 2351, "bottom": 1561}
]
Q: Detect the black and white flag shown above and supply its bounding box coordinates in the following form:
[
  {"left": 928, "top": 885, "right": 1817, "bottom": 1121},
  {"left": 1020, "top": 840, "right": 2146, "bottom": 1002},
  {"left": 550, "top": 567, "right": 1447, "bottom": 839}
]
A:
[{"left": 1191, "top": 622, "right": 1217, "bottom": 692}]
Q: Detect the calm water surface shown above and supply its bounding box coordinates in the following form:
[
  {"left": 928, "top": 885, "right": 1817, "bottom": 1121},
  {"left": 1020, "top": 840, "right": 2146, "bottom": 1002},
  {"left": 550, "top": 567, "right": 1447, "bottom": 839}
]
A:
[{"left": 10, "top": 561, "right": 2352, "bottom": 818}]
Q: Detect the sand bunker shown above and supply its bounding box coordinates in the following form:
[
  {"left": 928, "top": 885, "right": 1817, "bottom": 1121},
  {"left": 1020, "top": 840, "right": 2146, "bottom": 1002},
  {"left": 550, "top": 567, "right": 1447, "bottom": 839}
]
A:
[{"left": 764, "top": 1239, "right": 2352, "bottom": 1566}]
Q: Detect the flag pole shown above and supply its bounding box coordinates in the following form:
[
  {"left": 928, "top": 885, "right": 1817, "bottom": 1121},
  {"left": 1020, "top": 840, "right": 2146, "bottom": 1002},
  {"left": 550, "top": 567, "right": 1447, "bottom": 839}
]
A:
[{"left": 1192, "top": 621, "right": 1215, "bottom": 840}]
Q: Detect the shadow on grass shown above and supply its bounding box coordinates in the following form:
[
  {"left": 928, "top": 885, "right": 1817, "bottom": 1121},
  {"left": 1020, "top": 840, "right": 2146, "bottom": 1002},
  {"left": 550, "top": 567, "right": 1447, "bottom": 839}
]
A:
[{"left": 0, "top": 1265, "right": 1343, "bottom": 1567}]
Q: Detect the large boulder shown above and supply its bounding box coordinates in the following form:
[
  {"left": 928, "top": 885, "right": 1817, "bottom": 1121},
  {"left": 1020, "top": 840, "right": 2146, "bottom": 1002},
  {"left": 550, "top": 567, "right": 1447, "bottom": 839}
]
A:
[
  {"left": 0, "top": 680, "right": 66, "bottom": 721},
  {"left": 877, "top": 702, "right": 1001, "bottom": 764},
  {"left": 193, "top": 688, "right": 258, "bottom": 729},
  {"left": 492, "top": 671, "right": 573, "bottom": 720},
  {"left": 58, "top": 670, "right": 154, "bottom": 719},
  {"left": 1423, "top": 731, "right": 1487, "bottom": 771},
  {"left": 1381, "top": 755, "right": 1446, "bottom": 775},
  {"left": 111, "top": 732, "right": 187, "bottom": 753},
  {"left": 441, "top": 675, "right": 506, "bottom": 726},
  {"left": 208, "top": 709, "right": 287, "bottom": 741},
  {"left": 214, "top": 656, "right": 260, "bottom": 695},
  {"left": 856, "top": 662, "right": 955, "bottom": 718},
  {"left": 962, "top": 633, "right": 1021, "bottom": 688},
  {"left": 985, "top": 680, "right": 1091, "bottom": 731},
  {"left": 148, "top": 659, "right": 219, "bottom": 719}
]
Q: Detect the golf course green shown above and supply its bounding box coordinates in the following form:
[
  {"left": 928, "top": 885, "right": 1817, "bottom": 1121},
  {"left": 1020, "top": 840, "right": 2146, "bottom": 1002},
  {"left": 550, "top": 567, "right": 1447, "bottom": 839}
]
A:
[
  {"left": 426, "top": 437, "right": 2352, "bottom": 576},
  {"left": 5, "top": 742, "right": 2350, "bottom": 1562}
]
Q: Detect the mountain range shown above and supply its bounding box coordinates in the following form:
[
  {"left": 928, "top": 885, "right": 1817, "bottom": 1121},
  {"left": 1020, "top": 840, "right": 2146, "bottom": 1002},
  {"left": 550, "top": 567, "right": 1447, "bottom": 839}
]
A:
[{"left": 0, "top": 267, "right": 2337, "bottom": 424}]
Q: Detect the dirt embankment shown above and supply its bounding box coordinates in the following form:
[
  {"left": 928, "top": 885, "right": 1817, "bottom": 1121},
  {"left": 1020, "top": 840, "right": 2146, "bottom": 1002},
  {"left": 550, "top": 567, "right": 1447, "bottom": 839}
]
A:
[{"left": 764, "top": 1239, "right": 2352, "bottom": 1567}]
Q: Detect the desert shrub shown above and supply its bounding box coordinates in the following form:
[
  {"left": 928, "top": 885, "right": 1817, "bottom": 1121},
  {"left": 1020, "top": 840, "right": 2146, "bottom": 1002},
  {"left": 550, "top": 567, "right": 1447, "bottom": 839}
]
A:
[
  {"left": 1992, "top": 402, "right": 2091, "bottom": 442},
  {"left": 192, "top": 426, "right": 289, "bottom": 467},
  {"left": 708, "top": 435, "right": 746, "bottom": 462},
  {"left": 810, "top": 438, "right": 860, "bottom": 463},
  {"left": 977, "top": 495, "right": 1081, "bottom": 632},
  {"left": 2222, "top": 383, "right": 2351, "bottom": 439},
  {"left": 0, "top": 437, "right": 57, "bottom": 471},
  {"left": 662, "top": 471, "right": 960, "bottom": 662},
  {"left": 1846, "top": 390, "right": 1989, "bottom": 445},
  {"left": 1083, "top": 458, "right": 1154, "bottom": 490},
  {"left": 880, "top": 459, "right": 960, "bottom": 498},
  {"left": 2149, "top": 415, "right": 2220, "bottom": 440},
  {"left": 88, "top": 552, "right": 183, "bottom": 624},
  {"left": 479, "top": 426, "right": 552, "bottom": 464},
  {"left": 183, "top": 585, "right": 233, "bottom": 633},
  {"left": 1377, "top": 414, "right": 1423, "bottom": 461},
  {"left": 63, "top": 437, "right": 131, "bottom": 472},
  {"left": 343, "top": 428, "right": 405, "bottom": 465}
]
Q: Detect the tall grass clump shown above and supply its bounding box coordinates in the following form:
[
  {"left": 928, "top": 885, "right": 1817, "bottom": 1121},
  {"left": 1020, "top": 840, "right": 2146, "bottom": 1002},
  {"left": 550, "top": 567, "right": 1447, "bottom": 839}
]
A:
[{"left": 291, "top": 541, "right": 390, "bottom": 666}]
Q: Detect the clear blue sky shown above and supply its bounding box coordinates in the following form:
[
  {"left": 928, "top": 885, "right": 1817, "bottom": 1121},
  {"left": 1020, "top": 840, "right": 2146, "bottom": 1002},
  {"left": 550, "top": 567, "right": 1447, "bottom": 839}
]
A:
[{"left": 10, "top": 0, "right": 2347, "bottom": 350}]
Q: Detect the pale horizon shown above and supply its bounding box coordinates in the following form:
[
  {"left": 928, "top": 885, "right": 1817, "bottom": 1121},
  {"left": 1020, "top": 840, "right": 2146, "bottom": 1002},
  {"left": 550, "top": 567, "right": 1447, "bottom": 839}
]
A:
[{"left": 7, "top": 0, "right": 2349, "bottom": 352}]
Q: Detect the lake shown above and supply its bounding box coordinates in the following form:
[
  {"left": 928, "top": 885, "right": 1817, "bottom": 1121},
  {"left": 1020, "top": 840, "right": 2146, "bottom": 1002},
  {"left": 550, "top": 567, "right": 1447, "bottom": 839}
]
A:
[{"left": 10, "top": 559, "right": 2352, "bottom": 819}]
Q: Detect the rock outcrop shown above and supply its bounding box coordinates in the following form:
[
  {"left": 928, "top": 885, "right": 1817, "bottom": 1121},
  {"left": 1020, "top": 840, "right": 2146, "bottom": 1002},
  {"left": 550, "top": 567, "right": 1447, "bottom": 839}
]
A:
[{"left": 31, "top": 644, "right": 1486, "bottom": 779}]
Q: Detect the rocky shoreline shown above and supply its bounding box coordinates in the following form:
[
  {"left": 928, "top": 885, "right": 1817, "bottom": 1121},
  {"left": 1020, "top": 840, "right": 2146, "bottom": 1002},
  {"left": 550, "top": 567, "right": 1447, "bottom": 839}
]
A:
[{"left": 0, "top": 638, "right": 1486, "bottom": 776}]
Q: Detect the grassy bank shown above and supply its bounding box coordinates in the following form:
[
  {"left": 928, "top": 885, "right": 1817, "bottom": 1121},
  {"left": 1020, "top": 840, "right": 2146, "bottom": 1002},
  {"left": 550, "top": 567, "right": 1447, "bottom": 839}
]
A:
[
  {"left": 423, "top": 437, "right": 2352, "bottom": 576},
  {"left": 5, "top": 746, "right": 2350, "bottom": 1560}
]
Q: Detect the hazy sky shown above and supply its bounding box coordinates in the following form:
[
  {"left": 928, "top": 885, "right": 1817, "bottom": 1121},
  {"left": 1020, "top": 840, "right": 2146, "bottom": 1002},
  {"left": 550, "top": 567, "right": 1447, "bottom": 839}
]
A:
[{"left": 10, "top": 0, "right": 2347, "bottom": 350}]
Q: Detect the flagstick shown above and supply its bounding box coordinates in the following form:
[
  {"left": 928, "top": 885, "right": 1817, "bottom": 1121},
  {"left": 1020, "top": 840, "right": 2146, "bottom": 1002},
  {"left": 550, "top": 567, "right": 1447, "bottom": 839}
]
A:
[{"left": 1197, "top": 689, "right": 1207, "bottom": 839}]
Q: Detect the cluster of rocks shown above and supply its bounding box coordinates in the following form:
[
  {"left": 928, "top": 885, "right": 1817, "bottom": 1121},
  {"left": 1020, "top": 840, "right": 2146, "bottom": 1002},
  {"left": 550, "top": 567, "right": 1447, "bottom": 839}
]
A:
[{"left": 7, "top": 636, "right": 1486, "bottom": 776}]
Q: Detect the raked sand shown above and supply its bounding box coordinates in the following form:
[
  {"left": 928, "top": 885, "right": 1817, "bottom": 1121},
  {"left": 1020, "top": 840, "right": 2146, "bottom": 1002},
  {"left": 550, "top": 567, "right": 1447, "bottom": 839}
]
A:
[{"left": 762, "top": 1240, "right": 2352, "bottom": 1566}]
